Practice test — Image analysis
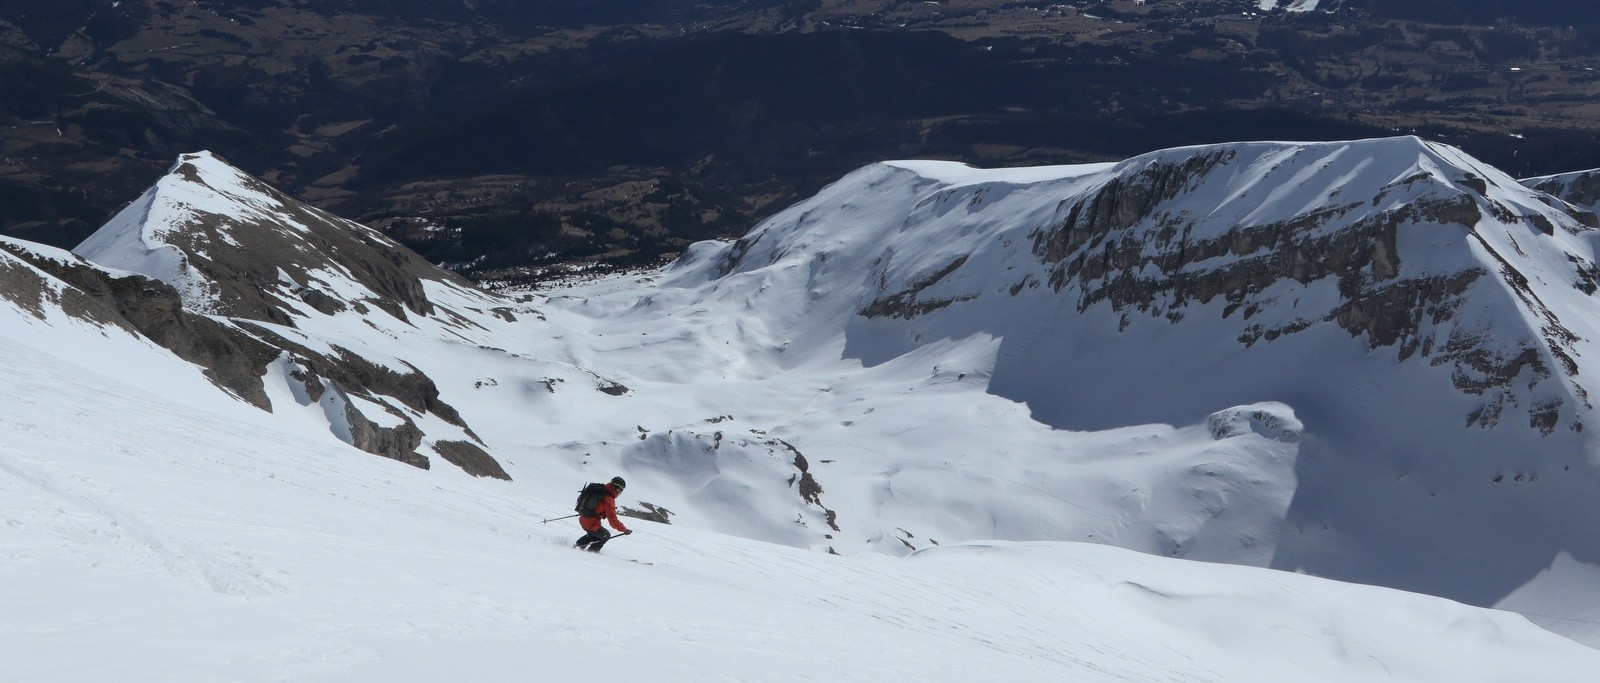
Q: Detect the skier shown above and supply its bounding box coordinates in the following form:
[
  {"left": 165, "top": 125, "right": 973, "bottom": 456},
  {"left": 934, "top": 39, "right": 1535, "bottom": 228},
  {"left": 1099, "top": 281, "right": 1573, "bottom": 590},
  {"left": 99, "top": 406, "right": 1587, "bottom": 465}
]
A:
[{"left": 575, "top": 476, "right": 631, "bottom": 552}]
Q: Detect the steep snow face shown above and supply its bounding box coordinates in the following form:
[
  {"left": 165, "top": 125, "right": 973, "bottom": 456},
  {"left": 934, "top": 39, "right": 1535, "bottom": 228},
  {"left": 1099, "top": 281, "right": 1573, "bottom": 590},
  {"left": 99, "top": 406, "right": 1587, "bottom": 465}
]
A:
[
  {"left": 75, "top": 151, "right": 468, "bottom": 325},
  {"left": 651, "top": 136, "right": 1600, "bottom": 612}
]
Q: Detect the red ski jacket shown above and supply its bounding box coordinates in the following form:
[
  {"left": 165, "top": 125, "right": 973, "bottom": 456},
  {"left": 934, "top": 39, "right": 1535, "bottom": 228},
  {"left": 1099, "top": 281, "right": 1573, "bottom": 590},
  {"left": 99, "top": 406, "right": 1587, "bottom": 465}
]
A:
[{"left": 580, "top": 484, "right": 629, "bottom": 533}]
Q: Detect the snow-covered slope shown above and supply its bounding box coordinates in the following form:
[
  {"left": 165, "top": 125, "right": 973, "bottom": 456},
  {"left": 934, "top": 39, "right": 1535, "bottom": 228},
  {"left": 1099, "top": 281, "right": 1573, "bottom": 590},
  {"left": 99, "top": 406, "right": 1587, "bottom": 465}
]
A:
[
  {"left": 11, "top": 139, "right": 1600, "bottom": 673},
  {"left": 3, "top": 329, "right": 1597, "bottom": 681},
  {"left": 56, "top": 153, "right": 1303, "bottom": 577}
]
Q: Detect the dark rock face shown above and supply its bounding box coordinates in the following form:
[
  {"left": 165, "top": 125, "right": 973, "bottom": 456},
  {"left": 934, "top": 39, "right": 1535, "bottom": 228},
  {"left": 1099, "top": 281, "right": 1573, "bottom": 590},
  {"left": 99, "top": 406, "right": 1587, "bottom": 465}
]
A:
[
  {"left": 1030, "top": 156, "right": 1475, "bottom": 325},
  {"left": 229, "top": 331, "right": 494, "bottom": 472},
  {"left": 861, "top": 256, "right": 974, "bottom": 319},
  {"left": 620, "top": 502, "right": 673, "bottom": 524},
  {"left": 344, "top": 400, "right": 429, "bottom": 470},
  {"left": 596, "top": 380, "right": 630, "bottom": 396},
  {"left": 0, "top": 247, "right": 66, "bottom": 322},
  {"left": 770, "top": 437, "right": 838, "bottom": 532},
  {"left": 433, "top": 440, "right": 511, "bottom": 480}
]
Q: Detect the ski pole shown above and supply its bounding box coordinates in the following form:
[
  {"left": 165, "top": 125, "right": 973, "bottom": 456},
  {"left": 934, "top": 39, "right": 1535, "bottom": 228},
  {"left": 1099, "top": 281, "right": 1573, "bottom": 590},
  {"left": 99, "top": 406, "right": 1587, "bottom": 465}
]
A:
[{"left": 541, "top": 514, "right": 579, "bottom": 524}]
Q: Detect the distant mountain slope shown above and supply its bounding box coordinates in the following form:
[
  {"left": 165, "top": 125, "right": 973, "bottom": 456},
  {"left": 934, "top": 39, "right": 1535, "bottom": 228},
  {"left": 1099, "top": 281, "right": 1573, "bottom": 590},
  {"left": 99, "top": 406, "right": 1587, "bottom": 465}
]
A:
[
  {"left": 636, "top": 135, "right": 1600, "bottom": 622},
  {"left": 1350, "top": 0, "right": 1600, "bottom": 26},
  {"left": 1524, "top": 168, "right": 1600, "bottom": 216}
]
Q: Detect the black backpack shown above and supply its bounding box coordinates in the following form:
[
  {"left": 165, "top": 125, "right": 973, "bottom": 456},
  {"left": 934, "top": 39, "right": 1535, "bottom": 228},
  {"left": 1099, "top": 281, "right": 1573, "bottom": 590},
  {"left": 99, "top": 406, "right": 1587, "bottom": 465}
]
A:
[{"left": 574, "top": 482, "right": 608, "bottom": 516}]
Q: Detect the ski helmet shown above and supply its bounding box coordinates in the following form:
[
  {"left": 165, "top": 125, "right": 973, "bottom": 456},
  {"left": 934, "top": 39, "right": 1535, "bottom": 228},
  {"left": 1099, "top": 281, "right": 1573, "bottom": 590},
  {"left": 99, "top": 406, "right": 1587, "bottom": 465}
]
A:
[{"left": 610, "top": 476, "right": 627, "bottom": 491}]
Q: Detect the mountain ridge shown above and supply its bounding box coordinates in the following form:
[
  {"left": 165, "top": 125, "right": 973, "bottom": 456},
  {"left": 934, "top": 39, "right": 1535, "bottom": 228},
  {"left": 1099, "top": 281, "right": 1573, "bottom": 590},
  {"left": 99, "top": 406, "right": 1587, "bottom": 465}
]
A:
[{"left": 659, "top": 135, "right": 1600, "bottom": 612}]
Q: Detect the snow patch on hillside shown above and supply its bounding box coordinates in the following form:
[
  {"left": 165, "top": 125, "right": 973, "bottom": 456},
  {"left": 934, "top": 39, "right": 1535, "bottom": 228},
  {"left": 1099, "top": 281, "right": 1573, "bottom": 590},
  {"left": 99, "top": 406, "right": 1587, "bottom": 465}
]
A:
[{"left": 1258, "top": 0, "right": 1323, "bottom": 12}]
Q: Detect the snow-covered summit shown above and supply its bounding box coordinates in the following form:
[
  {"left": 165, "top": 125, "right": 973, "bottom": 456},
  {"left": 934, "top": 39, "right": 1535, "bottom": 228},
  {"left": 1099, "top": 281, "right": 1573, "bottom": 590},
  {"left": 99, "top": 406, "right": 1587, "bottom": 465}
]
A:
[
  {"left": 59, "top": 152, "right": 521, "bottom": 478},
  {"left": 76, "top": 151, "right": 471, "bottom": 325}
]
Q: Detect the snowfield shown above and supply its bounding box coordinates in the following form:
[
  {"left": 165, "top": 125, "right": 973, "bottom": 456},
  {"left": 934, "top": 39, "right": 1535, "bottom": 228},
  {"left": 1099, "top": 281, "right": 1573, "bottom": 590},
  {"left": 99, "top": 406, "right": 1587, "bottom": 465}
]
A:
[{"left": 3, "top": 332, "right": 1598, "bottom": 681}]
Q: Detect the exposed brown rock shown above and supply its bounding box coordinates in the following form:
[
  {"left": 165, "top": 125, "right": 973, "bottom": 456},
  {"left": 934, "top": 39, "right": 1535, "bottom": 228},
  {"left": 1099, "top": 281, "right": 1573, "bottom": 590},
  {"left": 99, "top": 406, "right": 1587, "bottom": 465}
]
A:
[
  {"left": 0, "top": 252, "right": 55, "bottom": 321},
  {"left": 861, "top": 256, "right": 975, "bottom": 319},
  {"left": 621, "top": 503, "right": 674, "bottom": 524},
  {"left": 344, "top": 401, "right": 429, "bottom": 470},
  {"left": 1, "top": 240, "right": 279, "bottom": 408},
  {"left": 433, "top": 440, "right": 511, "bottom": 480},
  {"left": 769, "top": 437, "right": 839, "bottom": 531}
]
